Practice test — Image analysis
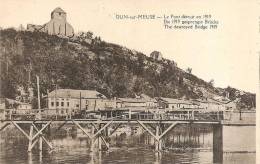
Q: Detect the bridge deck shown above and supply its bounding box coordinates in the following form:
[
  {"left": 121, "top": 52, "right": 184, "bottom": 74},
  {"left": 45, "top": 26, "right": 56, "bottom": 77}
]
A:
[{"left": 1, "top": 119, "right": 222, "bottom": 124}]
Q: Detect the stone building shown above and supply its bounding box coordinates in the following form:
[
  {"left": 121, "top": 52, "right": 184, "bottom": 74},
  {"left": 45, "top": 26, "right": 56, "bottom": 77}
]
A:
[
  {"left": 150, "top": 51, "right": 163, "bottom": 61},
  {"left": 27, "top": 7, "right": 74, "bottom": 37},
  {"left": 158, "top": 97, "right": 200, "bottom": 110},
  {"left": 46, "top": 89, "right": 116, "bottom": 116}
]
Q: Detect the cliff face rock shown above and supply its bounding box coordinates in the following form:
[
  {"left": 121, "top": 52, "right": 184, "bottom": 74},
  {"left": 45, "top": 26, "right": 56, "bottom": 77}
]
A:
[{"left": 0, "top": 28, "right": 256, "bottom": 109}]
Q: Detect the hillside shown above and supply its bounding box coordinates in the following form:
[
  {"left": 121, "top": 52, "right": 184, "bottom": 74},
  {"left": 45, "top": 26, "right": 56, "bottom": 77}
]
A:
[{"left": 0, "top": 28, "right": 256, "bottom": 109}]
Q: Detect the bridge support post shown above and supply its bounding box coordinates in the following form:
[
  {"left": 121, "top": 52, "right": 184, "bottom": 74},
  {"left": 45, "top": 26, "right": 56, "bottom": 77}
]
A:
[
  {"left": 213, "top": 124, "right": 223, "bottom": 163},
  {"left": 137, "top": 121, "right": 178, "bottom": 151},
  {"left": 129, "top": 109, "right": 132, "bottom": 119},
  {"left": 155, "top": 124, "right": 162, "bottom": 151},
  {"left": 28, "top": 124, "right": 34, "bottom": 152},
  {"left": 39, "top": 124, "right": 43, "bottom": 151},
  {"left": 98, "top": 124, "right": 102, "bottom": 151},
  {"left": 98, "top": 136, "right": 102, "bottom": 151}
]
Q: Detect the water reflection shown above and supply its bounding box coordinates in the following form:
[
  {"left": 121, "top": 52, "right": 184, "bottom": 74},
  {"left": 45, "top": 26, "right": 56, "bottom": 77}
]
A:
[
  {"left": 28, "top": 152, "right": 32, "bottom": 164},
  {"left": 0, "top": 125, "right": 256, "bottom": 164},
  {"left": 154, "top": 152, "right": 161, "bottom": 164}
]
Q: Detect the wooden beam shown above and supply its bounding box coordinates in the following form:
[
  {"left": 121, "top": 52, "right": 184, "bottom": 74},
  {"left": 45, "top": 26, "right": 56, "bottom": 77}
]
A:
[
  {"left": 92, "top": 121, "right": 113, "bottom": 139},
  {"left": 0, "top": 123, "right": 10, "bottom": 131},
  {"left": 29, "top": 137, "right": 39, "bottom": 151},
  {"left": 32, "top": 121, "right": 52, "bottom": 140},
  {"left": 53, "top": 121, "right": 67, "bottom": 134},
  {"left": 147, "top": 123, "right": 156, "bottom": 131},
  {"left": 11, "top": 121, "right": 30, "bottom": 140},
  {"left": 108, "top": 123, "right": 122, "bottom": 136},
  {"left": 91, "top": 124, "right": 109, "bottom": 149},
  {"left": 28, "top": 124, "right": 34, "bottom": 152},
  {"left": 72, "top": 120, "right": 92, "bottom": 138},
  {"left": 136, "top": 120, "right": 158, "bottom": 141},
  {"left": 159, "top": 122, "right": 178, "bottom": 139},
  {"left": 32, "top": 124, "right": 53, "bottom": 149}
]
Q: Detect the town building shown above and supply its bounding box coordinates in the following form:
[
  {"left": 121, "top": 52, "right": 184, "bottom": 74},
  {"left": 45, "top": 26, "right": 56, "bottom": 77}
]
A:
[
  {"left": 150, "top": 51, "right": 163, "bottom": 61},
  {"left": 117, "top": 94, "right": 157, "bottom": 110},
  {"left": 223, "top": 100, "right": 237, "bottom": 111},
  {"left": 157, "top": 97, "right": 200, "bottom": 110},
  {"left": 5, "top": 98, "right": 32, "bottom": 110},
  {"left": 1, "top": 98, "right": 33, "bottom": 118},
  {"left": 0, "top": 98, "right": 5, "bottom": 119},
  {"left": 193, "top": 98, "right": 225, "bottom": 110},
  {"left": 46, "top": 89, "right": 113, "bottom": 116},
  {"left": 27, "top": 7, "right": 74, "bottom": 37}
]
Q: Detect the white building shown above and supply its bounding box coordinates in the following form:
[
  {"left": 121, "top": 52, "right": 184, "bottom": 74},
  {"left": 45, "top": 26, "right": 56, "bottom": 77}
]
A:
[
  {"left": 47, "top": 89, "right": 113, "bottom": 116},
  {"left": 117, "top": 94, "right": 157, "bottom": 110},
  {"left": 193, "top": 98, "right": 225, "bottom": 110},
  {"left": 158, "top": 97, "right": 200, "bottom": 110}
]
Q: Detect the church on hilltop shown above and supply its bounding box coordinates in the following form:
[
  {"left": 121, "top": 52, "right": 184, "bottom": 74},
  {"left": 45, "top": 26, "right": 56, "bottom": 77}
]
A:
[{"left": 27, "top": 7, "right": 74, "bottom": 37}]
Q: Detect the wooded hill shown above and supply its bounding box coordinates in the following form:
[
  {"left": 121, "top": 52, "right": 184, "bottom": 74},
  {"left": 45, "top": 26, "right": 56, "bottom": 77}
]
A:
[{"left": 0, "top": 28, "right": 255, "bottom": 109}]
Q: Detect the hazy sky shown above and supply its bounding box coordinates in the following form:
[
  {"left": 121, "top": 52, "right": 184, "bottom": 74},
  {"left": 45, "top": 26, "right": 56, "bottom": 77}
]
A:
[{"left": 0, "top": 0, "right": 258, "bottom": 93}]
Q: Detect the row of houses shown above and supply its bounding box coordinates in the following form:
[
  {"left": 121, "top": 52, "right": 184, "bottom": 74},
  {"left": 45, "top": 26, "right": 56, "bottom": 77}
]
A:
[
  {"left": 44, "top": 89, "right": 236, "bottom": 115},
  {"left": 0, "top": 89, "right": 236, "bottom": 118}
]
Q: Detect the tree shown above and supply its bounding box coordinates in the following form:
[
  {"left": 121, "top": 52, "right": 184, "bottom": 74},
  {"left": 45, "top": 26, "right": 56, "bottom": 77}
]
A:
[
  {"left": 209, "top": 79, "right": 214, "bottom": 86},
  {"left": 86, "top": 31, "right": 93, "bottom": 39},
  {"left": 186, "top": 67, "right": 192, "bottom": 74}
]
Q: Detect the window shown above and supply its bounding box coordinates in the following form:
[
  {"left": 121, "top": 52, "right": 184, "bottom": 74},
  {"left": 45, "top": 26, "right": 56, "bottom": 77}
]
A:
[
  {"left": 59, "top": 12, "right": 61, "bottom": 16},
  {"left": 56, "top": 102, "right": 59, "bottom": 106},
  {"left": 61, "top": 110, "right": 64, "bottom": 114},
  {"left": 61, "top": 102, "right": 64, "bottom": 107},
  {"left": 51, "top": 102, "right": 54, "bottom": 107},
  {"left": 67, "top": 102, "right": 69, "bottom": 107},
  {"left": 76, "top": 104, "right": 79, "bottom": 108}
]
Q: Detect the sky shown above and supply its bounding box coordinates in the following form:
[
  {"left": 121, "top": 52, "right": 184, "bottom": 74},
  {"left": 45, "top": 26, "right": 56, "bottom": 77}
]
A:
[{"left": 0, "top": 0, "right": 258, "bottom": 93}]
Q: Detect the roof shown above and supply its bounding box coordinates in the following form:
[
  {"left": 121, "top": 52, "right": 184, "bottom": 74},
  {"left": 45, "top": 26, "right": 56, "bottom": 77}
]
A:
[
  {"left": 5, "top": 98, "right": 31, "bottom": 105},
  {"left": 194, "top": 98, "right": 223, "bottom": 105},
  {"left": 48, "top": 89, "right": 106, "bottom": 99},
  {"left": 160, "top": 97, "right": 195, "bottom": 105},
  {"left": 52, "top": 7, "right": 66, "bottom": 14},
  {"left": 118, "top": 98, "right": 147, "bottom": 103},
  {"left": 118, "top": 94, "right": 157, "bottom": 103},
  {"left": 140, "top": 94, "right": 157, "bottom": 102}
]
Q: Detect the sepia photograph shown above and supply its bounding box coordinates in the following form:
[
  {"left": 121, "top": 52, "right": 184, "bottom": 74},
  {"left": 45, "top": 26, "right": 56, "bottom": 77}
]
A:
[{"left": 0, "top": 0, "right": 257, "bottom": 163}]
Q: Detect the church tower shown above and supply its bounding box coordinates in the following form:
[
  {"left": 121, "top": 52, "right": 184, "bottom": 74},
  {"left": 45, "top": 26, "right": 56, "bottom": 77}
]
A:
[
  {"left": 51, "top": 7, "right": 67, "bottom": 21},
  {"left": 43, "top": 7, "right": 74, "bottom": 36}
]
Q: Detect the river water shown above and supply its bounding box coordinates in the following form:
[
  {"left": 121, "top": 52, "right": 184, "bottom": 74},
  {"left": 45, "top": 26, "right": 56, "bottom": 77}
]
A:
[{"left": 0, "top": 124, "right": 255, "bottom": 164}]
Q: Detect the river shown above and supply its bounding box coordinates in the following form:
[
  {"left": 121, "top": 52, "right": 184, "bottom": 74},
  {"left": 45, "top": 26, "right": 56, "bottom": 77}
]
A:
[{"left": 0, "top": 124, "right": 255, "bottom": 164}]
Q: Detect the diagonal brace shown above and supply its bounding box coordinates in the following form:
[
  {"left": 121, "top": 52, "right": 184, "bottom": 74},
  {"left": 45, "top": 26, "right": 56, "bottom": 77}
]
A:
[
  {"left": 72, "top": 120, "right": 92, "bottom": 138},
  {"left": 32, "top": 121, "right": 52, "bottom": 140},
  {"left": 32, "top": 124, "right": 53, "bottom": 149},
  {"left": 0, "top": 123, "right": 10, "bottom": 131},
  {"left": 159, "top": 122, "right": 178, "bottom": 139},
  {"left": 29, "top": 138, "right": 39, "bottom": 150},
  {"left": 11, "top": 121, "right": 30, "bottom": 140},
  {"left": 137, "top": 121, "right": 158, "bottom": 141},
  {"left": 92, "top": 121, "right": 113, "bottom": 139},
  {"left": 53, "top": 121, "right": 67, "bottom": 134},
  {"left": 108, "top": 123, "right": 122, "bottom": 137},
  {"left": 91, "top": 123, "right": 110, "bottom": 149}
]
